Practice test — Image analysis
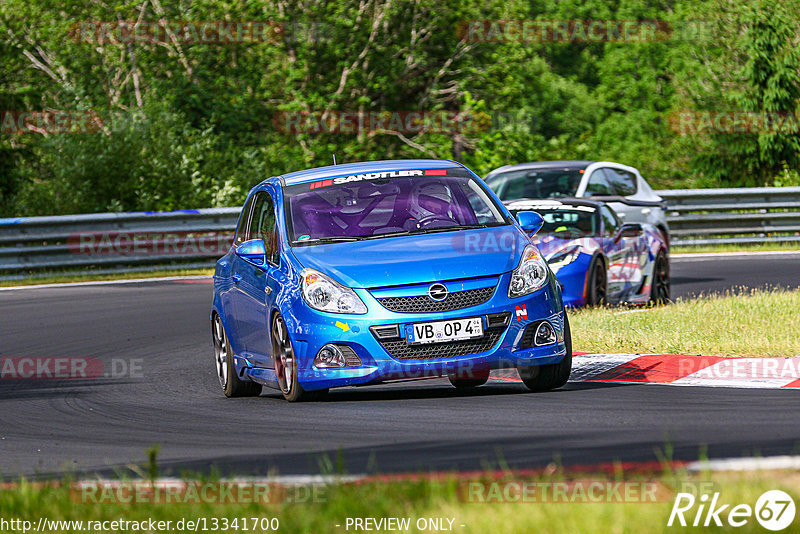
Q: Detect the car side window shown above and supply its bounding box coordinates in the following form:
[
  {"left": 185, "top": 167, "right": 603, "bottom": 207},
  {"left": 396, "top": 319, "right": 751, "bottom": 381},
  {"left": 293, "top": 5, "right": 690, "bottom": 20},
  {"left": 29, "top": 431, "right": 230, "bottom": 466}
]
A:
[
  {"left": 249, "top": 191, "right": 279, "bottom": 265},
  {"left": 604, "top": 168, "right": 637, "bottom": 197},
  {"left": 600, "top": 206, "right": 620, "bottom": 237},
  {"left": 234, "top": 194, "right": 257, "bottom": 245},
  {"left": 585, "top": 169, "right": 615, "bottom": 196}
]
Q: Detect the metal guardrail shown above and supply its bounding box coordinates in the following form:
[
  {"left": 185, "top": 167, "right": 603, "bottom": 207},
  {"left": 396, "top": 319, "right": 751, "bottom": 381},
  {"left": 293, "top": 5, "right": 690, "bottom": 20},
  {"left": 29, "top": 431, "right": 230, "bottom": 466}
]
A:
[
  {"left": 0, "top": 208, "right": 240, "bottom": 279},
  {"left": 0, "top": 187, "right": 798, "bottom": 278},
  {"left": 656, "top": 187, "right": 800, "bottom": 246}
]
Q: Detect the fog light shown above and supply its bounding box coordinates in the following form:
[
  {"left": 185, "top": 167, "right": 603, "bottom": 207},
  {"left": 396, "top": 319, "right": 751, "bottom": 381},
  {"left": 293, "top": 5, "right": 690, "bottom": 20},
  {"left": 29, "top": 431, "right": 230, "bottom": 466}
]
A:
[
  {"left": 534, "top": 321, "right": 556, "bottom": 346},
  {"left": 314, "top": 344, "right": 346, "bottom": 368}
]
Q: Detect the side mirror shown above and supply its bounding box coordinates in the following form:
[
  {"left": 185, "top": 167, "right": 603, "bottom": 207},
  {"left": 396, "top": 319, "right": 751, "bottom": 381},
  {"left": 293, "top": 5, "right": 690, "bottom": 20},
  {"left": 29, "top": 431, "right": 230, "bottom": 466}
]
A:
[
  {"left": 516, "top": 211, "right": 544, "bottom": 235},
  {"left": 235, "top": 239, "right": 268, "bottom": 268},
  {"left": 615, "top": 223, "right": 643, "bottom": 242}
]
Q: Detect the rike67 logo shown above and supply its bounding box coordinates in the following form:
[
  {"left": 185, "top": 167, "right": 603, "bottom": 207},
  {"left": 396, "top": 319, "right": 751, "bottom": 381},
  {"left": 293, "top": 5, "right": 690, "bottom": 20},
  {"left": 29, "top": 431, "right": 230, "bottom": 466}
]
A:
[{"left": 668, "top": 490, "right": 796, "bottom": 531}]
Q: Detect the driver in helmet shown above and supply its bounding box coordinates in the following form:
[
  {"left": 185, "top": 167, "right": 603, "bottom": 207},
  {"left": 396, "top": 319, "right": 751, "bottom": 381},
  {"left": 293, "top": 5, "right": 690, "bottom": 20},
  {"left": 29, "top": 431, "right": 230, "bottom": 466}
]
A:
[{"left": 404, "top": 182, "right": 457, "bottom": 230}]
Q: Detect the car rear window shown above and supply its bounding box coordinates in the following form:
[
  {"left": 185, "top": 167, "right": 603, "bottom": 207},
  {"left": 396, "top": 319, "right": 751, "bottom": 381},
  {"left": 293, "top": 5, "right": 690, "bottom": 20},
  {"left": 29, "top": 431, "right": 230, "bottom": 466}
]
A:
[
  {"left": 603, "top": 168, "right": 637, "bottom": 196},
  {"left": 485, "top": 168, "right": 584, "bottom": 200}
]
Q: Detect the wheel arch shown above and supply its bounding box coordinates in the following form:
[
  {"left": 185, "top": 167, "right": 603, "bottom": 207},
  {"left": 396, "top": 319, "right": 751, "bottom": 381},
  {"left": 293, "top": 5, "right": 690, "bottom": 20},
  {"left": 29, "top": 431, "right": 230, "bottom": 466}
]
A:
[{"left": 656, "top": 224, "right": 670, "bottom": 249}]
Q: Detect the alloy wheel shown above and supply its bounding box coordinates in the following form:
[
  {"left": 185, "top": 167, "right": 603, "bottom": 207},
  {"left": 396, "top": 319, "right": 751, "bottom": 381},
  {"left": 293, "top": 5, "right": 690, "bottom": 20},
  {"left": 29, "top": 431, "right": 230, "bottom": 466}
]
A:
[
  {"left": 273, "top": 315, "right": 294, "bottom": 396},
  {"left": 212, "top": 315, "right": 228, "bottom": 388},
  {"left": 653, "top": 254, "right": 670, "bottom": 303}
]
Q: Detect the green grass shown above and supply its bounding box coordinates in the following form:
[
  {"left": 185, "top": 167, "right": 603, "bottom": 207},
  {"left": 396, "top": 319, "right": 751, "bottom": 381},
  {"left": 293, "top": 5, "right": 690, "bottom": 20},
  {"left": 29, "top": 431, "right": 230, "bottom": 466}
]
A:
[
  {"left": 672, "top": 242, "right": 800, "bottom": 254},
  {"left": 569, "top": 289, "right": 800, "bottom": 357},
  {"left": 1, "top": 470, "right": 798, "bottom": 533},
  {"left": 0, "top": 268, "right": 213, "bottom": 287}
]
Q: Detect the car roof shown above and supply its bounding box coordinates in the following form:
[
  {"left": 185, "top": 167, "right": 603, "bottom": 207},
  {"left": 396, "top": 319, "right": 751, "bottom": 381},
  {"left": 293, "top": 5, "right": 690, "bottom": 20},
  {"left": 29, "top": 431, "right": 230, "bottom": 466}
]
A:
[
  {"left": 487, "top": 160, "right": 596, "bottom": 175},
  {"left": 503, "top": 197, "right": 603, "bottom": 210},
  {"left": 278, "top": 159, "right": 464, "bottom": 186}
]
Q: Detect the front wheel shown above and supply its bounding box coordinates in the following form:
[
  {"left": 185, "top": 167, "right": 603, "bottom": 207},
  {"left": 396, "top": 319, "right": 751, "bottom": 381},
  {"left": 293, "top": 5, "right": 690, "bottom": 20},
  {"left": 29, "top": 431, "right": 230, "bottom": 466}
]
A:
[
  {"left": 212, "top": 314, "right": 262, "bottom": 398},
  {"left": 518, "top": 315, "right": 572, "bottom": 392},
  {"left": 585, "top": 256, "right": 607, "bottom": 306},
  {"left": 649, "top": 251, "right": 671, "bottom": 305},
  {"left": 272, "top": 314, "right": 328, "bottom": 402}
]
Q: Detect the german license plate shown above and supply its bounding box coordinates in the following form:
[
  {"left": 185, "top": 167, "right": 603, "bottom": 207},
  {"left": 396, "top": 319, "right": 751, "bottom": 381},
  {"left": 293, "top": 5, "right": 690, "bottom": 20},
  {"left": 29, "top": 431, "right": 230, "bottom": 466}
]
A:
[{"left": 405, "top": 317, "right": 483, "bottom": 345}]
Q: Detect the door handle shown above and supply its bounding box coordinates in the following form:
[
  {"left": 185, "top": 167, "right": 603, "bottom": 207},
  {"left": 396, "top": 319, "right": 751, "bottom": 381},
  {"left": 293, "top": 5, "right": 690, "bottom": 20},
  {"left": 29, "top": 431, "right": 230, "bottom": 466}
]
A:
[
  {"left": 232, "top": 274, "right": 242, "bottom": 283},
  {"left": 265, "top": 286, "right": 273, "bottom": 295}
]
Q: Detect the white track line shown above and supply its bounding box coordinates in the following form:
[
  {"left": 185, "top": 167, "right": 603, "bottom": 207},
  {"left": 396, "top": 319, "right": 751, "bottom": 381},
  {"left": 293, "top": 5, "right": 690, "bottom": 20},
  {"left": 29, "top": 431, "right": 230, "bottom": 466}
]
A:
[
  {"left": 74, "top": 457, "right": 800, "bottom": 480},
  {"left": 672, "top": 250, "right": 800, "bottom": 260},
  {"left": 0, "top": 275, "right": 212, "bottom": 291},
  {"left": 688, "top": 455, "right": 800, "bottom": 472},
  {"left": 3, "top": 250, "right": 797, "bottom": 288}
]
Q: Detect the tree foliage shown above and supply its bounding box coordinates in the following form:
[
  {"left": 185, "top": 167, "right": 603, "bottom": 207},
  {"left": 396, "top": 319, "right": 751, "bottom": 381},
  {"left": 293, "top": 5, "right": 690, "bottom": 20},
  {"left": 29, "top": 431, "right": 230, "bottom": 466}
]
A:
[{"left": 0, "top": 0, "right": 798, "bottom": 216}]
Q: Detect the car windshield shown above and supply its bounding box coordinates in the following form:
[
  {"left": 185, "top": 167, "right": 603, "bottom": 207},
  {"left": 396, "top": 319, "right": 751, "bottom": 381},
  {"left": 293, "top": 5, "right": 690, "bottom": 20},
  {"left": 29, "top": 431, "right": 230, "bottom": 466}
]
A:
[
  {"left": 506, "top": 204, "right": 598, "bottom": 238},
  {"left": 283, "top": 168, "right": 509, "bottom": 244},
  {"left": 485, "top": 168, "right": 584, "bottom": 200}
]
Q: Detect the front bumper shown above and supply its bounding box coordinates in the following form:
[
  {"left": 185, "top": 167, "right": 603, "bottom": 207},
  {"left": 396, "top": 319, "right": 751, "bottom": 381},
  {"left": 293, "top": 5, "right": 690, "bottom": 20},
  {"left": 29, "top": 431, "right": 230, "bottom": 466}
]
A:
[
  {"left": 244, "top": 272, "right": 568, "bottom": 391},
  {"left": 550, "top": 254, "right": 592, "bottom": 308}
]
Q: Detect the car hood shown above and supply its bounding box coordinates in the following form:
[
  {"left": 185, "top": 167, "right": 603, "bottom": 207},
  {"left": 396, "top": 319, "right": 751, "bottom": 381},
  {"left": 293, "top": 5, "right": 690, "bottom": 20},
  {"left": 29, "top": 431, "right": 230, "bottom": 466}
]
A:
[{"left": 289, "top": 226, "right": 529, "bottom": 288}]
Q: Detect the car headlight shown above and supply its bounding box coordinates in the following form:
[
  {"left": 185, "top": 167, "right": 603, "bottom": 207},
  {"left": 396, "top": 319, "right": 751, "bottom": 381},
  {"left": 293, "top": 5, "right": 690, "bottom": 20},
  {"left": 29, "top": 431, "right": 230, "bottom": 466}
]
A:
[
  {"left": 508, "top": 244, "right": 550, "bottom": 298},
  {"left": 301, "top": 269, "right": 368, "bottom": 314},
  {"left": 547, "top": 245, "right": 581, "bottom": 273}
]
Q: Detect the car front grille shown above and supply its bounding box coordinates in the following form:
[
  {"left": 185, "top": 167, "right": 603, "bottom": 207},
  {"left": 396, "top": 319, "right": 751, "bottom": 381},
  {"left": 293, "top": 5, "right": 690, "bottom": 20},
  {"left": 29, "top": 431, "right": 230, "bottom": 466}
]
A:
[
  {"left": 377, "top": 330, "right": 504, "bottom": 360},
  {"left": 337, "top": 345, "right": 363, "bottom": 366},
  {"left": 375, "top": 286, "right": 495, "bottom": 313},
  {"left": 519, "top": 322, "right": 540, "bottom": 349}
]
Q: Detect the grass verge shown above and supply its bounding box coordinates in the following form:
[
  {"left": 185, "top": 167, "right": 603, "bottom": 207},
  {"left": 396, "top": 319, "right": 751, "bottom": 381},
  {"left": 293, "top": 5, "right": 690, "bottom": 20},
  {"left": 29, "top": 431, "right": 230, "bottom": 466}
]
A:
[
  {"left": 1, "top": 469, "right": 798, "bottom": 533},
  {"left": 569, "top": 288, "right": 800, "bottom": 357},
  {"left": 0, "top": 268, "right": 213, "bottom": 288}
]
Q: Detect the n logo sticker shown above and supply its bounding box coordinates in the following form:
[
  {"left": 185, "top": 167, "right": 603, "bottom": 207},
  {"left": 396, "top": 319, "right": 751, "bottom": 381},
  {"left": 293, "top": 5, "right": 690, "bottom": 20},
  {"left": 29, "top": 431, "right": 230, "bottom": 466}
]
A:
[{"left": 515, "top": 305, "right": 528, "bottom": 321}]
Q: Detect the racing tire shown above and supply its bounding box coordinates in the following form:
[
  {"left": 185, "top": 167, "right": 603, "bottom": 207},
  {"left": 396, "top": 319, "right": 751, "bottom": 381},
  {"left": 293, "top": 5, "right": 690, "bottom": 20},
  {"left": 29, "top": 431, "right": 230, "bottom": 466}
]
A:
[
  {"left": 518, "top": 315, "right": 572, "bottom": 392},
  {"left": 213, "top": 314, "right": 262, "bottom": 398},
  {"left": 448, "top": 368, "right": 490, "bottom": 389},
  {"left": 649, "top": 250, "right": 671, "bottom": 305},
  {"left": 272, "top": 313, "right": 328, "bottom": 402},
  {"left": 585, "top": 256, "right": 607, "bottom": 306}
]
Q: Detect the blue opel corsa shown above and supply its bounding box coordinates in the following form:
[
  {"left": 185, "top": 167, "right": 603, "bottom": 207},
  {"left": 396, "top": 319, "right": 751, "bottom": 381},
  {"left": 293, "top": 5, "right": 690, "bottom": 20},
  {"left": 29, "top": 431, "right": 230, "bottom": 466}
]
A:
[{"left": 211, "top": 159, "right": 572, "bottom": 401}]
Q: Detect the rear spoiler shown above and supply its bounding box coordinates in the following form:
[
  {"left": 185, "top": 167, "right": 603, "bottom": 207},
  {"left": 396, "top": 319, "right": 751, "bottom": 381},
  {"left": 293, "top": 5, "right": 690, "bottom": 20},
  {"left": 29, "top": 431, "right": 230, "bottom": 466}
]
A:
[{"left": 586, "top": 195, "right": 666, "bottom": 208}]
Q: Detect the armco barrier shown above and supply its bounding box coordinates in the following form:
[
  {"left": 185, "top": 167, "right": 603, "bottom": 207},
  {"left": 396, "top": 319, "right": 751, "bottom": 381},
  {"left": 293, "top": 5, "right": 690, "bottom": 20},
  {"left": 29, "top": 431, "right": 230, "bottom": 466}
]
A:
[
  {"left": 656, "top": 187, "right": 800, "bottom": 246},
  {"left": 0, "top": 187, "right": 798, "bottom": 278},
  {"left": 0, "top": 208, "right": 240, "bottom": 278}
]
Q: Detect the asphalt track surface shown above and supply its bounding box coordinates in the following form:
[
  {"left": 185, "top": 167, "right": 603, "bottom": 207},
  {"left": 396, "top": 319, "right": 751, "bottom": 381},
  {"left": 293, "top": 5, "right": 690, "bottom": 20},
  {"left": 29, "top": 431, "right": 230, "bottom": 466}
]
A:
[{"left": 1, "top": 252, "right": 798, "bottom": 479}]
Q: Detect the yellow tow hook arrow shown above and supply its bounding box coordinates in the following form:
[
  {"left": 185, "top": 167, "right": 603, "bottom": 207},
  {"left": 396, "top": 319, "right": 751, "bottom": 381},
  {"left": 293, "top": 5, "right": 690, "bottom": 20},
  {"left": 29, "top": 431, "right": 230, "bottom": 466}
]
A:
[{"left": 335, "top": 321, "right": 350, "bottom": 333}]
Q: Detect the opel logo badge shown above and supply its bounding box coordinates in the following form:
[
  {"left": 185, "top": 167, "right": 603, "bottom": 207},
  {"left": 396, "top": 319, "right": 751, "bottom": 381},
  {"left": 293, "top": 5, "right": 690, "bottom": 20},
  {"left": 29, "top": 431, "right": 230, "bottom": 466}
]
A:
[{"left": 428, "top": 283, "right": 448, "bottom": 301}]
